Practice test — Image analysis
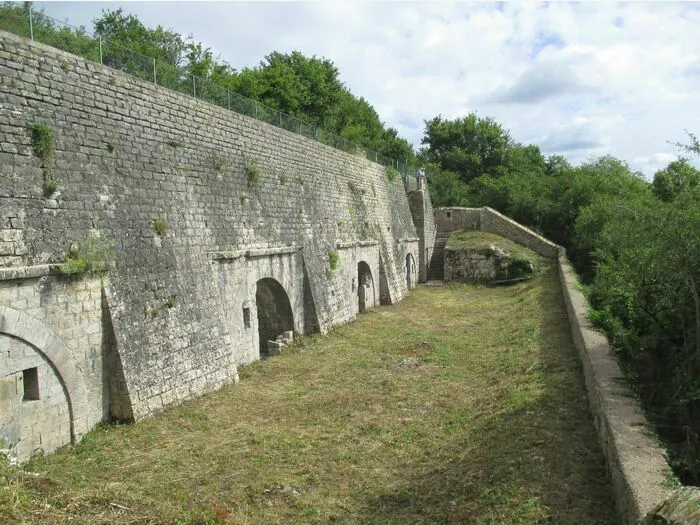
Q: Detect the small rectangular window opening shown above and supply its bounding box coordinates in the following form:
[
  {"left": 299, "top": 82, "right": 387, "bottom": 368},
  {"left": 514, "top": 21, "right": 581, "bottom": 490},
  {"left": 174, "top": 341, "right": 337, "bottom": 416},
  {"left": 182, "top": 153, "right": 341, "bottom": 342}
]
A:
[
  {"left": 23, "top": 367, "right": 40, "bottom": 401},
  {"left": 446, "top": 211, "right": 451, "bottom": 218},
  {"left": 243, "top": 307, "right": 251, "bottom": 329}
]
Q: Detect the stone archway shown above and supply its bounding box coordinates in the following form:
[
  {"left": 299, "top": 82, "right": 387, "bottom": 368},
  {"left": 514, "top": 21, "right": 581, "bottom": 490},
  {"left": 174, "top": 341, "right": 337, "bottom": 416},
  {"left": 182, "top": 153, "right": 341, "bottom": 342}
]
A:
[
  {"left": 0, "top": 307, "right": 90, "bottom": 460},
  {"left": 406, "top": 253, "right": 416, "bottom": 290},
  {"left": 255, "top": 278, "right": 294, "bottom": 358},
  {"left": 357, "top": 261, "right": 375, "bottom": 313}
]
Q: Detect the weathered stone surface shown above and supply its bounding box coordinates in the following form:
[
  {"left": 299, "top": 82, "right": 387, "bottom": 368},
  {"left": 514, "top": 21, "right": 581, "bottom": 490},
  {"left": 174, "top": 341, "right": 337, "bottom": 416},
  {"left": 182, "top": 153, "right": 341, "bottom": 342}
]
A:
[
  {"left": 645, "top": 487, "right": 700, "bottom": 524},
  {"left": 558, "top": 253, "right": 674, "bottom": 523},
  {"left": 0, "top": 30, "right": 427, "bottom": 461},
  {"left": 444, "top": 244, "right": 516, "bottom": 282}
]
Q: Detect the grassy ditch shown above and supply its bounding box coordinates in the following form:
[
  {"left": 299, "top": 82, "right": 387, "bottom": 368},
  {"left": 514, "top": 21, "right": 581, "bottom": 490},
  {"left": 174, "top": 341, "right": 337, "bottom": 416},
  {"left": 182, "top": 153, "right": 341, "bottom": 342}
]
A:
[{"left": 0, "top": 262, "right": 616, "bottom": 524}]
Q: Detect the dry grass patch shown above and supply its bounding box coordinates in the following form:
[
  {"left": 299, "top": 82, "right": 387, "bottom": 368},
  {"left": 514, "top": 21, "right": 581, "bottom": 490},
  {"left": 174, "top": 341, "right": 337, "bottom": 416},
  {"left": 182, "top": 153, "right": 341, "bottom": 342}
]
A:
[{"left": 0, "top": 259, "right": 617, "bottom": 524}]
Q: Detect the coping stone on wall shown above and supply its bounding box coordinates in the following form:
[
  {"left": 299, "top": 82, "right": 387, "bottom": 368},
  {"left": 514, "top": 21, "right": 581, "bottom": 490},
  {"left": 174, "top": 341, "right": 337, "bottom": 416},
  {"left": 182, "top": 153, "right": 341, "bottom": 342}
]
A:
[
  {"left": 557, "top": 250, "right": 674, "bottom": 523},
  {"left": 480, "top": 207, "right": 560, "bottom": 258}
]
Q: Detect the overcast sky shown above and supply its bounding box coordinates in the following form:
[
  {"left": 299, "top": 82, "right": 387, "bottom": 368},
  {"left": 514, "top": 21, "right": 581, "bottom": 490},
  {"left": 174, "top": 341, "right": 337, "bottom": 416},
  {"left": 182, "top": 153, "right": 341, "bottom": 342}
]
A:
[{"left": 34, "top": 1, "right": 700, "bottom": 177}]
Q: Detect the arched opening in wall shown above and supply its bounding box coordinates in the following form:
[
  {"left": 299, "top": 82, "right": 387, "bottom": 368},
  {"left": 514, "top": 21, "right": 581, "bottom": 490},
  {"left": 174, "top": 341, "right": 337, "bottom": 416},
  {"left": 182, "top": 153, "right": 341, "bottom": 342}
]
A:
[
  {"left": 406, "top": 253, "right": 416, "bottom": 290},
  {"left": 0, "top": 334, "right": 71, "bottom": 462},
  {"left": 357, "top": 261, "right": 375, "bottom": 313},
  {"left": 255, "top": 278, "right": 294, "bottom": 359}
]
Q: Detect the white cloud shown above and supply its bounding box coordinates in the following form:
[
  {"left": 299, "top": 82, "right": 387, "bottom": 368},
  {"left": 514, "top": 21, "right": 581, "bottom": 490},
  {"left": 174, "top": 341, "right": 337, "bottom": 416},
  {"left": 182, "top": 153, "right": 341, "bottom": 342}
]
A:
[{"left": 34, "top": 1, "right": 700, "bottom": 178}]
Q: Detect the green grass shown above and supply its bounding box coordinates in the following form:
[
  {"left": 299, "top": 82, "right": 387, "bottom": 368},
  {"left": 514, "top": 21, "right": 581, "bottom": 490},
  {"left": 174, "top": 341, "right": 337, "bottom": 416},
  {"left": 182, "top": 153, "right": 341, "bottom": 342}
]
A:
[
  {"left": 0, "top": 263, "right": 617, "bottom": 524},
  {"left": 446, "top": 230, "right": 541, "bottom": 274}
]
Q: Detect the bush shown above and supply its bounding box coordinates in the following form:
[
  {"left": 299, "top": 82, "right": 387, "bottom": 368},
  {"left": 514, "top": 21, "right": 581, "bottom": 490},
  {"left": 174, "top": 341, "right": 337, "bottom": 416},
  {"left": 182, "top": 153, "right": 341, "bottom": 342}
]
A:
[
  {"left": 328, "top": 251, "right": 339, "bottom": 272},
  {"left": 60, "top": 237, "right": 114, "bottom": 276}
]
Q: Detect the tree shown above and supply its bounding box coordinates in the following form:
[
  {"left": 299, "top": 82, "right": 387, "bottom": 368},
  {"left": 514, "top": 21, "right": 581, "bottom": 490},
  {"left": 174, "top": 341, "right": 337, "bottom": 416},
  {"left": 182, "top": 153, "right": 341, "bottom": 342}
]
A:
[
  {"left": 421, "top": 113, "right": 512, "bottom": 183},
  {"left": 652, "top": 159, "right": 700, "bottom": 202},
  {"left": 93, "top": 9, "right": 188, "bottom": 67}
]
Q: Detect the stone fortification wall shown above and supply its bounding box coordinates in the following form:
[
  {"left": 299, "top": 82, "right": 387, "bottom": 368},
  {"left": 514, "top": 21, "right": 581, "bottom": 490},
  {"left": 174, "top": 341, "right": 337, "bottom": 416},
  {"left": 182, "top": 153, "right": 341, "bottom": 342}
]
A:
[
  {"left": 407, "top": 186, "right": 435, "bottom": 282},
  {"left": 479, "top": 207, "right": 559, "bottom": 258},
  {"left": 434, "top": 207, "right": 559, "bottom": 258},
  {"left": 435, "top": 207, "right": 481, "bottom": 232},
  {"left": 0, "top": 31, "right": 422, "bottom": 458}
]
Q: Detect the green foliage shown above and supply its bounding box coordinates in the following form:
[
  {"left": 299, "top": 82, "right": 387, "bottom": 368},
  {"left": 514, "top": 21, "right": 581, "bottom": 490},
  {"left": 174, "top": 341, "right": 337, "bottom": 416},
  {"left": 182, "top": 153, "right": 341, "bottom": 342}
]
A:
[
  {"left": 152, "top": 218, "right": 168, "bottom": 236},
  {"left": 60, "top": 237, "right": 113, "bottom": 276},
  {"left": 43, "top": 179, "right": 57, "bottom": 198},
  {"left": 28, "top": 122, "right": 57, "bottom": 196},
  {"left": 652, "top": 159, "right": 700, "bottom": 202},
  {"left": 421, "top": 113, "right": 700, "bottom": 482},
  {"left": 386, "top": 166, "right": 400, "bottom": 182},
  {"left": 28, "top": 123, "right": 55, "bottom": 160},
  {"left": 505, "top": 254, "right": 534, "bottom": 279},
  {"left": 166, "top": 138, "right": 182, "bottom": 148},
  {"left": 328, "top": 251, "right": 340, "bottom": 272},
  {"left": 421, "top": 113, "right": 511, "bottom": 184},
  {"left": 244, "top": 158, "right": 260, "bottom": 186},
  {"left": 104, "top": 141, "right": 115, "bottom": 153}
]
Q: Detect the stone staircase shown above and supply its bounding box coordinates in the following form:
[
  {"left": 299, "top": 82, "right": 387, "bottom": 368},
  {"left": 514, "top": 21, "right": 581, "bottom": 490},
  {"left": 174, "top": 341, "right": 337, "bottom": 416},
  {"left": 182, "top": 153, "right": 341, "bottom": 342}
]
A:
[{"left": 427, "top": 232, "right": 451, "bottom": 281}]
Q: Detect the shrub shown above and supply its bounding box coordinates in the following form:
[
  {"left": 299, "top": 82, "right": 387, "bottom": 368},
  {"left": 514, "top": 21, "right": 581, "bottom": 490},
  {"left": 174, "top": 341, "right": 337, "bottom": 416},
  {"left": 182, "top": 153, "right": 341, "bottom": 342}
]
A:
[
  {"left": 244, "top": 158, "right": 260, "bottom": 186},
  {"left": 507, "top": 254, "right": 534, "bottom": 279},
  {"left": 328, "top": 251, "right": 340, "bottom": 272},
  {"left": 386, "top": 166, "right": 400, "bottom": 182},
  {"left": 60, "top": 237, "right": 113, "bottom": 276},
  {"left": 152, "top": 218, "right": 168, "bottom": 237},
  {"left": 29, "top": 123, "right": 55, "bottom": 160}
]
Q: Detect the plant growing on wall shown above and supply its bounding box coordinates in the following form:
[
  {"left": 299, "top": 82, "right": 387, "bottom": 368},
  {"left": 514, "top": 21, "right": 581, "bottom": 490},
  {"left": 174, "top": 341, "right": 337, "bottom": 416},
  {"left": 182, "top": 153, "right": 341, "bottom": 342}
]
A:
[
  {"left": 213, "top": 153, "right": 228, "bottom": 171},
  {"left": 328, "top": 251, "right": 340, "bottom": 272},
  {"left": 152, "top": 218, "right": 168, "bottom": 237},
  {"left": 60, "top": 237, "right": 114, "bottom": 276},
  {"left": 386, "top": 166, "right": 400, "bottom": 182},
  {"left": 244, "top": 157, "right": 261, "bottom": 186},
  {"left": 28, "top": 123, "right": 57, "bottom": 197}
]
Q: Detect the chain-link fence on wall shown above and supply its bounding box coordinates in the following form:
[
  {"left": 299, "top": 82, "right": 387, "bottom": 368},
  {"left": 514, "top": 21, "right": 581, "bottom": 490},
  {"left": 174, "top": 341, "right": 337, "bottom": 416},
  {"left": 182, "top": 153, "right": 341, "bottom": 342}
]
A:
[{"left": 0, "top": 3, "right": 418, "bottom": 177}]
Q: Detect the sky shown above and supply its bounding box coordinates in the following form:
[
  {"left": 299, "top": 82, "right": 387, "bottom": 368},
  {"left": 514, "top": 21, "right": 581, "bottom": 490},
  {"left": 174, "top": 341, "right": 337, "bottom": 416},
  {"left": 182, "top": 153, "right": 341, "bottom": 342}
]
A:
[{"left": 33, "top": 1, "right": 700, "bottom": 178}]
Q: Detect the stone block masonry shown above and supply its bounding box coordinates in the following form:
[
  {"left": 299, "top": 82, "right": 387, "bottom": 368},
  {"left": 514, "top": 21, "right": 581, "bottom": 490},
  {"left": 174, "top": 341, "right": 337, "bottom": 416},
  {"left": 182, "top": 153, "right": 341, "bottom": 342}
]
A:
[{"left": 0, "top": 31, "right": 427, "bottom": 460}]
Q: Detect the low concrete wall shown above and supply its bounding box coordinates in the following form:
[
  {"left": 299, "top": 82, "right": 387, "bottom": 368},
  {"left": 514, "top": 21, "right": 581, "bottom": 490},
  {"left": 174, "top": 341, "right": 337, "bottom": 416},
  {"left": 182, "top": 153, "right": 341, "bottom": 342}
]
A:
[
  {"left": 480, "top": 207, "right": 559, "bottom": 258},
  {"left": 557, "top": 251, "right": 672, "bottom": 523}
]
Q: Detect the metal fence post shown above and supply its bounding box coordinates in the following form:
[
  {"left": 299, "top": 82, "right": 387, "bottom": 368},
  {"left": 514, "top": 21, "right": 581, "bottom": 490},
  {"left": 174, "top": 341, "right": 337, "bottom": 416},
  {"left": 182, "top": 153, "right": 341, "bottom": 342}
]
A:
[
  {"left": 153, "top": 58, "right": 157, "bottom": 84},
  {"left": 192, "top": 75, "right": 196, "bottom": 97},
  {"left": 227, "top": 90, "right": 230, "bottom": 111},
  {"left": 98, "top": 34, "right": 103, "bottom": 64},
  {"left": 279, "top": 112, "right": 282, "bottom": 127},
  {"left": 28, "top": 5, "right": 34, "bottom": 41}
]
